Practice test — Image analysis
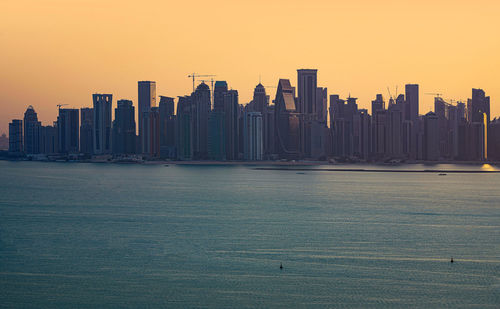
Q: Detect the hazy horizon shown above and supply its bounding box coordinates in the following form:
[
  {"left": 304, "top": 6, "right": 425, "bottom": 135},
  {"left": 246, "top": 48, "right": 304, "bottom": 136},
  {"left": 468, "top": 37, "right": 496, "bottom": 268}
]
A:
[{"left": 1, "top": 0, "right": 499, "bottom": 133}]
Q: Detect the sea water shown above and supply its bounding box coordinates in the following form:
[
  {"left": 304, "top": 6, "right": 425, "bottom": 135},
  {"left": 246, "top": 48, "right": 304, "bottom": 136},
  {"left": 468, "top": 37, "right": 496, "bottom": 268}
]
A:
[{"left": 0, "top": 161, "right": 499, "bottom": 308}]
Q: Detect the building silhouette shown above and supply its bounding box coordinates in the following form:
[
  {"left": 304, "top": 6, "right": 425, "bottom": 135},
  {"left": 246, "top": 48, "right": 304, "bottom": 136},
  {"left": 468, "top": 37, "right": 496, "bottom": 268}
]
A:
[
  {"left": 138, "top": 81, "right": 156, "bottom": 149},
  {"left": 8, "top": 119, "right": 23, "bottom": 154},
  {"left": 80, "top": 107, "right": 93, "bottom": 155},
  {"left": 243, "top": 111, "right": 263, "bottom": 160},
  {"left": 23, "top": 106, "right": 41, "bottom": 154},
  {"left": 223, "top": 89, "right": 239, "bottom": 160},
  {"left": 213, "top": 81, "right": 228, "bottom": 112},
  {"left": 274, "top": 79, "right": 300, "bottom": 158},
  {"left": 159, "top": 96, "right": 176, "bottom": 158},
  {"left": 176, "top": 96, "right": 193, "bottom": 160},
  {"left": 92, "top": 94, "right": 112, "bottom": 155},
  {"left": 113, "top": 100, "right": 136, "bottom": 155},
  {"left": 192, "top": 82, "right": 211, "bottom": 159},
  {"left": 297, "top": 69, "right": 318, "bottom": 158},
  {"left": 57, "top": 108, "right": 79, "bottom": 153}
]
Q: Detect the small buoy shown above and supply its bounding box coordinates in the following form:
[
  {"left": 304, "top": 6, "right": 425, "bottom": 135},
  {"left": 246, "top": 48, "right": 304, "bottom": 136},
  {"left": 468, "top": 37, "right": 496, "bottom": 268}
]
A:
[
  {"left": 280, "top": 262, "right": 283, "bottom": 269},
  {"left": 450, "top": 257, "right": 454, "bottom": 263}
]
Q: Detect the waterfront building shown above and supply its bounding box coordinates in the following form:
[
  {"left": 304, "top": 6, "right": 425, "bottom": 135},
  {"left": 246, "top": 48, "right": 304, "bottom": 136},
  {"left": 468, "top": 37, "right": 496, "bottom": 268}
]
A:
[
  {"left": 23, "top": 106, "right": 41, "bottom": 154},
  {"left": 159, "top": 96, "right": 176, "bottom": 158},
  {"left": 80, "top": 107, "right": 93, "bottom": 155},
  {"left": 58, "top": 108, "right": 79, "bottom": 153},
  {"left": 243, "top": 111, "right": 263, "bottom": 161},
  {"left": 138, "top": 81, "right": 156, "bottom": 149},
  {"left": 274, "top": 79, "right": 300, "bottom": 159},
  {"left": 8, "top": 119, "right": 23, "bottom": 154},
  {"left": 92, "top": 94, "right": 112, "bottom": 155},
  {"left": 112, "top": 99, "right": 136, "bottom": 155}
]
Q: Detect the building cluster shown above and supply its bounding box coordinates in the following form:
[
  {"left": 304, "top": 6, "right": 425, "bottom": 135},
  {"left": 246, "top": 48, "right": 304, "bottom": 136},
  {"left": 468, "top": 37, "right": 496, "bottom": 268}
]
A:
[{"left": 6, "top": 69, "right": 500, "bottom": 162}]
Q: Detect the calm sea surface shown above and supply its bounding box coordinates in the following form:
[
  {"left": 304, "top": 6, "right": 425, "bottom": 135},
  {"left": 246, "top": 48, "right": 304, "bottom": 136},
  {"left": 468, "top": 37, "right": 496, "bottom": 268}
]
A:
[{"left": 1, "top": 161, "right": 499, "bottom": 308}]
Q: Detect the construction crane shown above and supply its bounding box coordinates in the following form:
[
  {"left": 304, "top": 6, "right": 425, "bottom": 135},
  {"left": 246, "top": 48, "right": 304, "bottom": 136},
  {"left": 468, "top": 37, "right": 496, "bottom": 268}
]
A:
[
  {"left": 387, "top": 86, "right": 399, "bottom": 100},
  {"left": 196, "top": 79, "right": 215, "bottom": 92},
  {"left": 187, "top": 73, "right": 216, "bottom": 92},
  {"left": 424, "top": 92, "right": 443, "bottom": 97},
  {"left": 57, "top": 104, "right": 68, "bottom": 110}
]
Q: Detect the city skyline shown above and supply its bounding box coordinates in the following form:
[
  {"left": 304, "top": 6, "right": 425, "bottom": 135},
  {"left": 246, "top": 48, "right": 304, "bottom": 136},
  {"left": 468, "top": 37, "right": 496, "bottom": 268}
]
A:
[
  {"left": 4, "top": 71, "right": 497, "bottom": 162},
  {"left": 0, "top": 74, "right": 498, "bottom": 134},
  {"left": 1, "top": 0, "right": 500, "bottom": 134}
]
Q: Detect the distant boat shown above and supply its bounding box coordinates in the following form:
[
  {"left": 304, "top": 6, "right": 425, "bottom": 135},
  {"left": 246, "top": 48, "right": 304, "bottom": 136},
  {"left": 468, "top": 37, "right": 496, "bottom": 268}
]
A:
[
  {"left": 280, "top": 262, "right": 283, "bottom": 269},
  {"left": 439, "top": 173, "right": 447, "bottom": 176}
]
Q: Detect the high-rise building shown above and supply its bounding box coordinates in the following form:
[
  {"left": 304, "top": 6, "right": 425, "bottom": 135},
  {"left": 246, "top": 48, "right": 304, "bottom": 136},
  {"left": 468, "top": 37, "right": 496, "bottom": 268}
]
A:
[
  {"left": 243, "top": 111, "right": 263, "bottom": 161},
  {"left": 213, "top": 81, "right": 228, "bottom": 112},
  {"left": 316, "top": 87, "right": 328, "bottom": 123},
  {"left": 405, "top": 84, "right": 419, "bottom": 159},
  {"left": 252, "top": 83, "right": 268, "bottom": 113},
  {"left": 192, "top": 82, "right": 211, "bottom": 159},
  {"left": 40, "top": 125, "right": 58, "bottom": 155},
  {"left": 208, "top": 111, "right": 226, "bottom": 161},
  {"left": 80, "top": 107, "right": 93, "bottom": 155},
  {"left": 434, "top": 97, "right": 449, "bottom": 158},
  {"left": 223, "top": 90, "right": 239, "bottom": 160},
  {"left": 23, "top": 106, "right": 41, "bottom": 154},
  {"left": 8, "top": 119, "right": 23, "bottom": 154},
  {"left": 159, "top": 96, "right": 176, "bottom": 158},
  {"left": 92, "top": 94, "right": 112, "bottom": 155},
  {"left": 58, "top": 108, "right": 79, "bottom": 153},
  {"left": 353, "top": 109, "right": 371, "bottom": 160},
  {"left": 138, "top": 81, "right": 156, "bottom": 148},
  {"left": 0, "top": 133, "right": 8, "bottom": 151},
  {"left": 297, "top": 69, "right": 318, "bottom": 157},
  {"left": 112, "top": 99, "right": 136, "bottom": 155},
  {"left": 274, "top": 79, "right": 300, "bottom": 158},
  {"left": 176, "top": 96, "right": 193, "bottom": 160},
  {"left": 468, "top": 88, "right": 490, "bottom": 159},
  {"left": 142, "top": 107, "right": 160, "bottom": 158},
  {"left": 330, "top": 95, "right": 358, "bottom": 158},
  {"left": 387, "top": 99, "right": 403, "bottom": 158},
  {"left": 488, "top": 118, "right": 500, "bottom": 161},
  {"left": 424, "top": 112, "right": 439, "bottom": 160}
]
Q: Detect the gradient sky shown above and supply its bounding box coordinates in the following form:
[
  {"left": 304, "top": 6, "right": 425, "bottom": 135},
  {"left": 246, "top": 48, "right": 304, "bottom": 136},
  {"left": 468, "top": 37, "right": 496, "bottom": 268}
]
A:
[{"left": 1, "top": 0, "right": 499, "bottom": 134}]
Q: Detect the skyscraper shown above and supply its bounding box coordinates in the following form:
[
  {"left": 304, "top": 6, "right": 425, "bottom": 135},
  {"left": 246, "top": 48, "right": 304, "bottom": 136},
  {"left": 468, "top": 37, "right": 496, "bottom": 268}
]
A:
[
  {"left": 142, "top": 107, "right": 160, "bottom": 158},
  {"left": 252, "top": 83, "right": 268, "bottom": 113},
  {"left": 112, "top": 99, "right": 136, "bottom": 155},
  {"left": 176, "top": 96, "right": 193, "bottom": 160},
  {"left": 405, "top": 84, "right": 419, "bottom": 159},
  {"left": 159, "top": 96, "right": 176, "bottom": 158},
  {"left": 23, "top": 106, "right": 41, "bottom": 154},
  {"left": 138, "top": 81, "right": 156, "bottom": 147},
  {"left": 58, "top": 108, "right": 79, "bottom": 153},
  {"left": 297, "top": 69, "right": 318, "bottom": 157},
  {"left": 274, "top": 79, "right": 300, "bottom": 158},
  {"left": 424, "top": 112, "right": 439, "bottom": 161},
  {"left": 93, "top": 94, "right": 112, "bottom": 155},
  {"left": 192, "top": 82, "right": 211, "bottom": 159},
  {"left": 80, "top": 107, "right": 93, "bottom": 155},
  {"left": 223, "top": 90, "right": 239, "bottom": 160},
  {"left": 213, "top": 81, "right": 228, "bottom": 112},
  {"left": 243, "top": 111, "right": 263, "bottom": 161},
  {"left": 208, "top": 111, "right": 226, "bottom": 161},
  {"left": 40, "top": 124, "right": 58, "bottom": 155},
  {"left": 8, "top": 119, "right": 23, "bottom": 154}
]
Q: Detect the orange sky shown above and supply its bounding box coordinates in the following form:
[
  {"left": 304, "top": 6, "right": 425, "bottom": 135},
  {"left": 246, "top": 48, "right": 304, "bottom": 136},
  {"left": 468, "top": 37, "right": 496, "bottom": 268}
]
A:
[{"left": 1, "top": 0, "right": 499, "bottom": 134}]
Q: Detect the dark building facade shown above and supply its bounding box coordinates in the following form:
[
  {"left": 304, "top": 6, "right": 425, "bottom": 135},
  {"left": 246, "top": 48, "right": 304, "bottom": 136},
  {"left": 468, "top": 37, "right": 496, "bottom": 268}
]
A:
[
  {"left": 93, "top": 94, "right": 112, "bottom": 155},
  {"left": 57, "top": 108, "right": 79, "bottom": 153},
  {"left": 112, "top": 99, "right": 136, "bottom": 154},
  {"left": 80, "top": 107, "right": 93, "bottom": 155}
]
